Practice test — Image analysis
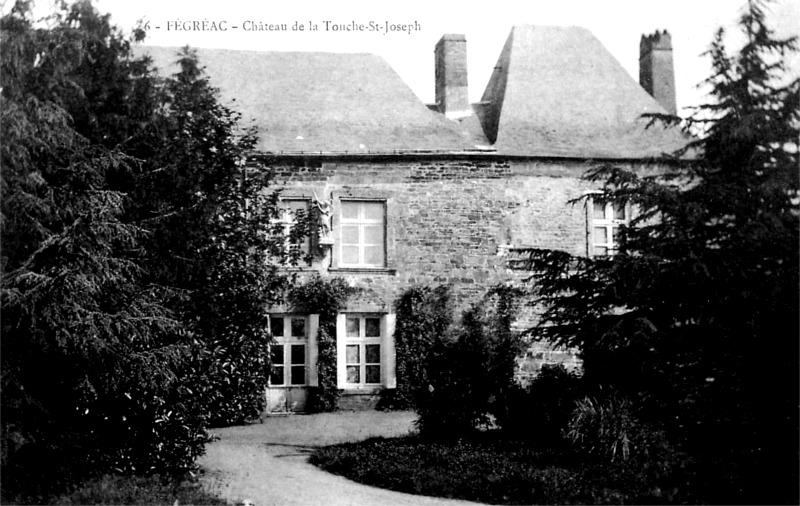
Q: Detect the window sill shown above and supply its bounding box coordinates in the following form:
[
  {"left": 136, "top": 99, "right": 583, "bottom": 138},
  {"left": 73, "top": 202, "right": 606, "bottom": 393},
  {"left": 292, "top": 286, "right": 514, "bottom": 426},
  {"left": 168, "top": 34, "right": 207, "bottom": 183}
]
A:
[
  {"left": 340, "top": 387, "right": 383, "bottom": 395},
  {"left": 329, "top": 267, "right": 397, "bottom": 275}
]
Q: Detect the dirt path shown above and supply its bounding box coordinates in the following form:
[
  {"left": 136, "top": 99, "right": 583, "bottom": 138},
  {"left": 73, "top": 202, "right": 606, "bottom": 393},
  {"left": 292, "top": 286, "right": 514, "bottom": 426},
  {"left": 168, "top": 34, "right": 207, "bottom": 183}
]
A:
[{"left": 197, "top": 411, "right": 482, "bottom": 506}]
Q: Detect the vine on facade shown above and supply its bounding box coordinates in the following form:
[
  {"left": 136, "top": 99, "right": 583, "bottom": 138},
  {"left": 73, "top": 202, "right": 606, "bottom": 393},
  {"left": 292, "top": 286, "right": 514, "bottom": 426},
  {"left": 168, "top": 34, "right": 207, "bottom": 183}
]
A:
[{"left": 288, "top": 276, "right": 356, "bottom": 412}]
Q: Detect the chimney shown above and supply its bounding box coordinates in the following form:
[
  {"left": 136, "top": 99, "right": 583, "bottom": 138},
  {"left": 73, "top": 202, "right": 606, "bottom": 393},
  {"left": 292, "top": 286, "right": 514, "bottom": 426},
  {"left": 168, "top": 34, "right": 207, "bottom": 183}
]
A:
[
  {"left": 639, "top": 30, "right": 677, "bottom": 115},
  {"left": 435, "top": 34, "right": 470, "bottom": 118}
]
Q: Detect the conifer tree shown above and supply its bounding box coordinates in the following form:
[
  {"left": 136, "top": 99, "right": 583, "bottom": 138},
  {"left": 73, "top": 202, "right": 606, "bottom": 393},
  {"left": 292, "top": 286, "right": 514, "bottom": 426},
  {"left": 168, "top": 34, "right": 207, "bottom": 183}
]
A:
[
  {"left": 1, "top": 0, "right": 302, "bottom": 495},
  {"left": 1, "top": 1, "right": 207, "bottom": 490},
  {"left": 515, "top": 1, "right": 798, "bottom": 501}
]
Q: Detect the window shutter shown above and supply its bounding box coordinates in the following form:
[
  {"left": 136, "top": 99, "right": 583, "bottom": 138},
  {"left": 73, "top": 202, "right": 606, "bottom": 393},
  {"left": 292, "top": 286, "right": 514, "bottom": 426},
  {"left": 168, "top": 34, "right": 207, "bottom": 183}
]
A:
[
  {"left": 308, "top": 314, "right": 319, "bottom": 387},
  {"left": 336, "top": 313, "right": 347, "bottom": 388},
  {"left": 381, "top": 313, "right": 396, "bottom": 389}
]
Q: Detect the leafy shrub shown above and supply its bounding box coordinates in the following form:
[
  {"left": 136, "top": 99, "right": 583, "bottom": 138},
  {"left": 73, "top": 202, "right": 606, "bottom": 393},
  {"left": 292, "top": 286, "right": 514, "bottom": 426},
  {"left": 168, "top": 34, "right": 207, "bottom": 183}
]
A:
[
  {"left": 415, "top": 286, "right": 524, "bottom": 438},
  {"left": 390, "top": 285, "right": 453, "bottom": 409},
  {"left": 413, "top": 336, "right": 482, "bottom": 437},
  {"left": 304, "top": 327, "right": 338, "bottom": 413},
  {"left": 567, "top": 395, "right": 672, "bottom": 464},
  {"left": 567, "top": 396, "right": 636, "bottom": 462},
  {"left": 505, "top": 363, "right": 584, "bottom": 445}
]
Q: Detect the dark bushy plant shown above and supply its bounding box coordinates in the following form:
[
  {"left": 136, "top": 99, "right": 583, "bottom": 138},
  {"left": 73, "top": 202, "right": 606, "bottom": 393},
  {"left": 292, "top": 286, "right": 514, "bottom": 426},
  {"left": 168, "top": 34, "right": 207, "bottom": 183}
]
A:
[
  {"left": 565, "top": 393, "right": 689, "bottom": 493},
  {"left": 513, "top": 1, "right": 798, "bottom": 501},
  {"left": 416, "top": 286, "right": 524, "bottom": 437},
  {"left": 567, "top": 395, "right": 643, "bottom": 462},
  {"left": 390, "top": 285, "right": 452, "bottom": 409},
  {"left": 505, "top": 363, "right": 583, "bottom": 445},
  {"left": 0, "top": 2, "right": 210, "bottom": 492},
  {"left": 1, "top": 0, "right": 295, "bottom": 496}
]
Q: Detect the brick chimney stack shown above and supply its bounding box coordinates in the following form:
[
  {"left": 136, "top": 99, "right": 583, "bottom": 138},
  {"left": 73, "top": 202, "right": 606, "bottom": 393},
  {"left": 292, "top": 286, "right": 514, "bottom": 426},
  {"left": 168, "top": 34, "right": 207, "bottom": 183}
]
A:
[
  {"left": 435, "top": 34, "right": 470, "bottom": 118},
  {"left": 639, "top": 30, "right": 677, "bottom": 115}
]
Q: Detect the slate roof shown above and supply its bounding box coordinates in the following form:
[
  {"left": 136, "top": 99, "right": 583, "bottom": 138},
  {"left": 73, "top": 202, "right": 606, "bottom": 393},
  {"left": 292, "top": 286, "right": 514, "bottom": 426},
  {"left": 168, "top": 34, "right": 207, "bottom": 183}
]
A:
[
  {"left": 137, "top": 26, "right": 688, "bottom": 159},
  {"left": 479, "top": 25, "right": 688, "bottom": 158},
  {"left": 137, "top": 47, "right": 474, "bottom": 153}
]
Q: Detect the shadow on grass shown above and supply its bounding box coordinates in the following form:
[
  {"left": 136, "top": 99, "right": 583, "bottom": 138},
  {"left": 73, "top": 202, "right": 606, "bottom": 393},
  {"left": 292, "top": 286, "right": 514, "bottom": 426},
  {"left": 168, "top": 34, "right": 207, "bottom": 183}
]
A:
[{"left": 262, "top": 442, "right": 317, "bottom": 458}]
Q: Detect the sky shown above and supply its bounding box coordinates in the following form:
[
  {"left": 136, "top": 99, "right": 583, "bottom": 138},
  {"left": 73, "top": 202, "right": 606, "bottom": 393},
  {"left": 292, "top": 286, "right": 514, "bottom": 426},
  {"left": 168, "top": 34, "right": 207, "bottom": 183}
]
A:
[{"left": 17, "top": 0, "right": 800, "bottom": 116}]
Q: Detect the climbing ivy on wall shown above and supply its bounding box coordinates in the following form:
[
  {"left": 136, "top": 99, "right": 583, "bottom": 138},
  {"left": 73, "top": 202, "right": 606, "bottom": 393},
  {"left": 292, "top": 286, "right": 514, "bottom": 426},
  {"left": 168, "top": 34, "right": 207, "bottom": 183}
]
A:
[
  {"left": 288, "top": 276, "right": 356, "bottom": 412},
  {"left": 390, "top": 285, "right": 453, "bottom": 409}
]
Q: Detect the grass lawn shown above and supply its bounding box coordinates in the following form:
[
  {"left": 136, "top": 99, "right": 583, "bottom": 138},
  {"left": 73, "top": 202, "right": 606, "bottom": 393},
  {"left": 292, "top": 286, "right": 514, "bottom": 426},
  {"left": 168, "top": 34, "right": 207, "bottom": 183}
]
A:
[
  {"left": 2, "top": 473, "right": 227, "bottom": 505},
  {"left": 310, "top": 434, "right": 695, "bottom": 505}
]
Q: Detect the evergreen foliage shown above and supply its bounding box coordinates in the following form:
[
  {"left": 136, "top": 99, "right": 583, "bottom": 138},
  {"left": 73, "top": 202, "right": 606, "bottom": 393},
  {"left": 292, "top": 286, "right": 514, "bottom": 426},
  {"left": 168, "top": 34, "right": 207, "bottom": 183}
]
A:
[
  {"left": 1, "top": 0, "right": 298, "bottom": 496},
  {"left": 513, "top": 1, "right": 799, "bottom": 501},
  {"left": 1, "top": 1, "right": 205, "bottom": 489},
  {"left": 416, "top": 286, "right": 524, "bottom": 437},
  {"left": 505, "top": 363, "right": 583, "bottom": 445},
  {"left": 124, "top": 48, "right": 304, "bottom": 427}
]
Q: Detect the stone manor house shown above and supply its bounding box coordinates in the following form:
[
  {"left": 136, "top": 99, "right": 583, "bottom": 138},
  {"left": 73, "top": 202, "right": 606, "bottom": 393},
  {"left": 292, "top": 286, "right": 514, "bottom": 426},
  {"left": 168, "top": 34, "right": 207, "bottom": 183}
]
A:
[{"left": 142, "top": 26, "right": 686, "bottom": 412}]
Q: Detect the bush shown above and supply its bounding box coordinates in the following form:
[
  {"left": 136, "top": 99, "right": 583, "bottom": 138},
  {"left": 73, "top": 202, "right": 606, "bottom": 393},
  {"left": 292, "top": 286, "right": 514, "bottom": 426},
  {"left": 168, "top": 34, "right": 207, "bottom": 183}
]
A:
[
  {"left": 505, "top": 363, "right": 583, "bottom": 445},
  {"left": 566, "top": 395, "right": 672, "bottom": 464},
  {"left": 304, "top": 326, "right": 338, "bottom": 413},
  {"left": 391, "top": 285, "right": 453, "bottom": 409},
  {"left": 415, "top": 286, "right": 523, "bottom": 438}
]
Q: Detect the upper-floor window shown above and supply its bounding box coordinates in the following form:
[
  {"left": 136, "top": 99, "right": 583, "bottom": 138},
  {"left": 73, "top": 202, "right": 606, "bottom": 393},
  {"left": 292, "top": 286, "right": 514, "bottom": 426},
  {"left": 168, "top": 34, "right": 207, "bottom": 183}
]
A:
[
  {"left": 591, "top": 200, "right": 629, "bottom": 256},
  {"left": 269, "top": 315, "right": 308, "bottom": 386},
  {"left": 340, "top": 200, "right": 385, "bottom": 268},
  {"left": 277, "top": 198, "right": 311, "bottom": 259}
]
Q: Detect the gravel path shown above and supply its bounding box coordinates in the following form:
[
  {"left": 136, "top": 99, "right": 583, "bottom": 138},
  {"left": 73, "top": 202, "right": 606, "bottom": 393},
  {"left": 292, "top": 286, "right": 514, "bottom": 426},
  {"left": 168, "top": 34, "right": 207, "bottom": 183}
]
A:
[{"left": 198, "top": 411, "right": 482, "bottom": 506}]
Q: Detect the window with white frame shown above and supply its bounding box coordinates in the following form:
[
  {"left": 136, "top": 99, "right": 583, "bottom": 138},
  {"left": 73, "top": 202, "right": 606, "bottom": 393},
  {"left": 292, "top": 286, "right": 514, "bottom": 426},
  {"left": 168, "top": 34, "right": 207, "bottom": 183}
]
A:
[
  {"left": 344, "top": 315, "right": 382, "bottom": 385},
  {"left": 590, "top": 199, "right": 630, "bottom": 256},
  {"left": 340, "top": 201, "right": 385, "bottom": 268},
  {"left": 277, "top": 198, "right": 311, "bottom": 257},
  {"left": 269, "top": 315, "right": 308, "bottom": 386}
]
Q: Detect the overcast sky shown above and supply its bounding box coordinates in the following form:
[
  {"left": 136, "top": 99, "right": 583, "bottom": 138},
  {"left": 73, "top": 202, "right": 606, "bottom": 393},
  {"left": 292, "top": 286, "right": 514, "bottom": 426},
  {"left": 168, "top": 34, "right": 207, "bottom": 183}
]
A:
[{"left": 24, "top": 0, "right": 800, "bottom": 116}]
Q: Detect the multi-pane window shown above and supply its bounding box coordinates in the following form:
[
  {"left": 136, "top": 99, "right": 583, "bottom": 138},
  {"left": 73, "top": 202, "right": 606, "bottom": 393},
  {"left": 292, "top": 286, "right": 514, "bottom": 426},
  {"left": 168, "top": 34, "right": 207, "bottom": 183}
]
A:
[
  {"left": 269, "top": 315, "right": 308, "bottom": 386},
  {"left": 340, "top": 201, "right": 385, "bottom": 268},
  {"left": 345, "top": 315, "right": 381, "bottom": 385},
  {"left": 277, "top": 198, "right": 311, "bottom": 257},
  {"left": 591, "top": 200, "right": 629, "bottom": 256}
]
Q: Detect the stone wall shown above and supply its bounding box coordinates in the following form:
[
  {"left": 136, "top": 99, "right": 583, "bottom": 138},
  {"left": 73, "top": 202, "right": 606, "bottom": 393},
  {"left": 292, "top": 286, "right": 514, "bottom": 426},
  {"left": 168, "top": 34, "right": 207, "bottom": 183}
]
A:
[
  {"left": 269, "top": 158, "right": 590, "bottom": 300},
  {"left": 261, "top": 155, "right": 663, "bottom": 382}
]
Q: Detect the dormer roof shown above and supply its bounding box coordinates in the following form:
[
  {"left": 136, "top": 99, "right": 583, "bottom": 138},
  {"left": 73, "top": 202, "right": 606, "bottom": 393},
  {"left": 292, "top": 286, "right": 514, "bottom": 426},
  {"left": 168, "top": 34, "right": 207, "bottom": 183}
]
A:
[{"left": 478, "top": 25, "right": 687, "bottom": 158}]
